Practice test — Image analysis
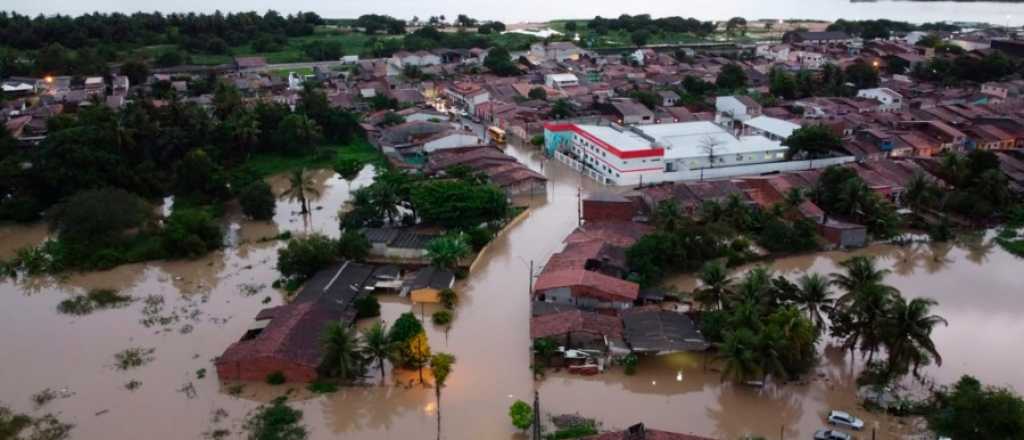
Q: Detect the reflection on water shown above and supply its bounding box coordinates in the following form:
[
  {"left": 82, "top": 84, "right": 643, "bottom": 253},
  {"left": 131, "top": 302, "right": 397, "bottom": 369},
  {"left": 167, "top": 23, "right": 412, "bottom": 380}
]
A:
[{"left": 0, "top": 150, "right": 1022, "bottom": 439}]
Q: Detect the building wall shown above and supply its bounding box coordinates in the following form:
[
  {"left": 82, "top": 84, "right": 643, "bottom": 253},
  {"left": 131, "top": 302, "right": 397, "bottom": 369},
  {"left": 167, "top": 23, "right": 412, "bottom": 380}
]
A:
[
  {"left": 215, "top": 356, "right": 319, "bottom": 383},
  {"left": 582, "top": 200, "right": 636, "bottom": 222}
]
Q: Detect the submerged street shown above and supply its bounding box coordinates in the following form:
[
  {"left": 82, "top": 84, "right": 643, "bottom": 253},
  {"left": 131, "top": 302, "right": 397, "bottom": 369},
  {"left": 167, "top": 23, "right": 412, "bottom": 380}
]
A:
[{"left": 1, "top": 141, "right": 1022, "bottom": 439}]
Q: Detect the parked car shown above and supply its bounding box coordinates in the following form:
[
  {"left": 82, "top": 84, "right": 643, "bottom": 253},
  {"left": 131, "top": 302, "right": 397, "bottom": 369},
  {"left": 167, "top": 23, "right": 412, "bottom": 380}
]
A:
[
  {"left": 827, "top": 410, "right": 865, "bottom": 430},
  {"left": 814, "top": 429, "right": 853, "bottom": 440}
]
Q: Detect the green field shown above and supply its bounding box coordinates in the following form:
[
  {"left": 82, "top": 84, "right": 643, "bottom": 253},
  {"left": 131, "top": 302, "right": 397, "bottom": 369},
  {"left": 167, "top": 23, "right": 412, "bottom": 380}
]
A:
[{"left": 233, "top": 140, "right": 385, "bottom": 182}]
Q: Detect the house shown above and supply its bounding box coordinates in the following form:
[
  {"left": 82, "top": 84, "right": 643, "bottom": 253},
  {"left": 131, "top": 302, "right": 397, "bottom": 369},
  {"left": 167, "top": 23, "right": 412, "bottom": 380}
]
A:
[
  {"left": 390, "top": 50, "right": 442, "bottom": 69},
  {"left": 817, "top": 218, "right": 868, "bottom": 249},
  {"left": 715, "top": 96, "right": 762, "bottom": 123},
  {"left": 215, "top": 262, "right": 378, "bottom": 382},
  {"left": 529, "top": 310, "right": 624, "bottom": 351},
  {"left": 657, "top": 90, "right": 680, "bottom": 107},
  {"left": 545, "top": 73, "right": 580, "bottom": 89},
  {"left": 583, "top": 423, "right": 716, "bottom": 440},
  {"left": 362, "top": 228, "right": 438, "bottom": 261},
  {"left": 856, "top": 88, "right": 904, "bottom": 112},
  {"left": 621, "top": 307, "right": 709, "bottom": 355},
  {"left": 401, "top": 266, "right": 455, "bottom": 300},
  {"left": 530, "top": 42, "right": 582, "bottom": 62},
  {"left": 609, "top": 100, "right": 655, "bottom": 125},
  {"left": 234, "top": 56, "right": 267, "bottom": 71},
  {"left": 741, "top": 116, "right": 801, "bottom": 142},
  {"left": 582, "top": 192, "right": 638, "bottom": 223},
  {"left": 376, "top": 121, "right": 480, "bottom": 154},
  {"left": 445, "top": 82, "right": 491, "bottom": 115},
  {"left": 533, "top": 269, "right": 639, "bottom": 311}
]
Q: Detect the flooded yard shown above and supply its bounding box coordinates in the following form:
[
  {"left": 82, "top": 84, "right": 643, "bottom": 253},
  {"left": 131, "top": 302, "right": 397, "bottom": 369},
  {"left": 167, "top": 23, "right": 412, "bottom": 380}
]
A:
[{"left": 1, "top": 143, "right": 1022, "bottom": 439}]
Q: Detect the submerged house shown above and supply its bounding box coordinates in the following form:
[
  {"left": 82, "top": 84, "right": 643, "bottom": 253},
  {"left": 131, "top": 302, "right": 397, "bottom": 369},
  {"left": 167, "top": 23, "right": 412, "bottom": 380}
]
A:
[
  {"left": 215, "top": 262, "right": 378, "bottom": 383},
  {"left": 621, "top": 307, "right": 709, "bottom": 355},
  {"left": 362, "top": 227, "right": 438, "bottom": 261},
  {"left": 529, "top": 309, "right": 624, "bottom": 351},
  {"left": 400, "top": 265, "right": 456, "bottom": 301},
  {"left": 533, "top": 269, "right": 639, "bottom": 311}
]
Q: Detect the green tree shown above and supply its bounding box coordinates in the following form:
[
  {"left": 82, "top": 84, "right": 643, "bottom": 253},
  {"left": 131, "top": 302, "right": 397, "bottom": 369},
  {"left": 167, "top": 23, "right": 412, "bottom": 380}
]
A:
[
  {"left": 795, "top": 273, "right": 833, "bottom": 333},
  {"left": 549, "top": 99, "right": 575, "bottom": 119},
  {"left": 337, "top": 229, "right": 371, "bottom": 261},
  {"left": 411, "top": 180, "right": 508, "bottom": 229},
  {"left": 429, "top": 352, "right": 456, "bottom": 440},
  {"left": 717, "top": 328, "right": 761, "bottom": 383},
  {"left": 845, "top": 60, "right": 880, "bottom": 89},
  {"left": 929, "top": 376, "right": 1024, "bottom": 439},
  {"left": 527, "top": 87, "right": 547, "bottom": 101},
  {"left": 242, "top": 397, "right": 307, "bottom": 440},
  {"left": 276, "top": 114, "right": 322, "bottom": 152},
  {"left": 426, "top": 234, "right": 471, "bottom": 270},
  {"left": 438, "top": 288, "right": 457, "bottom": 310},
  {"left": 630, "top": 29, "right": 651, "bottom": 47},
  {"left": 333, "top": 158, "right": 365, "bottom": 182},
  {"left": 276, "top": 234, "right": 337, "bottom": 280},
  {"left": 783, "top": 125, "right": 842, "bottom": 159},
  {"left": 483, "top": 47, "right": 520, "bottom": 76},
  {"left": 213, "top": 82, "right": 243, "bottom": 119},
  {"left": 882, "top": 296, "right": 947, "bottom": 378},
  {"left": 239, "top": 181, "right": 276, "bottom": 220},
  {"left": 175, "top": 148, "right": 228, "bottom": 201},
  {"left": 361, "top": 322, "right": 396, "bottom": 382},
  {"left": 280, "top": 168, "right": 320, "bottom": 215},
  {"left": 161, "top": 208, "right": 222, "bottom": 258},
  {"left": 694, "top": 260, "right": 734, "bottom": 312},
  {"left": 48, "top": 188, "right": 150, "bottom": 246},
  {"left": 716, "top": 64, "right": 748, "bottom": 90},
  {"left": 320, "top": 321, "right": 362, "bottom": 381},
  {"left": 508, "top": 400, "right": 533, "bottom": 432},
  {"left": 119, "top": 59, "right": 149, "bottom": 88}
]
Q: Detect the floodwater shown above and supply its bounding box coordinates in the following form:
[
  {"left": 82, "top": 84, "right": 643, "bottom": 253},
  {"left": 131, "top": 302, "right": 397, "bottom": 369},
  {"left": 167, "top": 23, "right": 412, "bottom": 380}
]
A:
[
  {"left": 0, "top": 143, "right": 1022, "bottom": 439},
  {"left": 20, "top": 0, "right": 1024, "bottom": 27}
]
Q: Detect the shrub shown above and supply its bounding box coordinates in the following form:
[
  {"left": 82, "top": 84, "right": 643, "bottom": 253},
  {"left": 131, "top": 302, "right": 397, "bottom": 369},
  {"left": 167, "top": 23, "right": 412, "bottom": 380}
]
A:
[
  {"left": 48, "top": 188, "right": 151, "bottom": 246},
  {"left": 387, "top": 312, "right": 424, "bottom": 344},
  {"left": 306, "top": 381, "right": 338, "bottom": 394},
  {"left": 276, "top": 234, "right": 338, "bottom": 280},
  {"left": 439, "top": 288, "right": 457, "bottom": 310},
  {"left": 432, "top": 310, "right": 452, "bottom": 326},
  {"left": 266, "top": 371, "right": 287, "bottom": 385},
  {"left": 354, "top": 295, "right": 380, "bottom": 319},
  {"left": 508, "top": 400, "right": 533, "bottom": 431},
  {"left": 465, "top": 226, "right": 496, "bottom": 251},
  {"left": 623, "top": 353, "right": 639, "bottom": 375},
  {"left": 161, "top": 208, "right": 222, "bottom": 258},
  {"left": 242, "top": 397, "right": 306, "bottom": 440},
  {"left": 336, "top": 229, "right": 370, "bottom": 261},
  {"left": 239, "top": 181, "right": 276, "bottom": 220}
]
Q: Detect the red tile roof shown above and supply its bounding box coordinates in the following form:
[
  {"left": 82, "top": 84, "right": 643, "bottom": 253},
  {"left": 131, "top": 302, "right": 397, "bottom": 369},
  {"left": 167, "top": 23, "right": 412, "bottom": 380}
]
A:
[
  {"left": 533, "top": 269, "right": 639, "bottom": 302},
  {"left": 584, "top": 429, "right": 715, "bottom": 440},
  {"left": 530, "top": 310, "right": 623, "bottom": 340}
]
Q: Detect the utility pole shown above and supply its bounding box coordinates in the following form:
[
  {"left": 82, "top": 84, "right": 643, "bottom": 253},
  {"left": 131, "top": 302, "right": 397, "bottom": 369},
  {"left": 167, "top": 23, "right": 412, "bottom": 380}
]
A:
[
  {"left": 532, "top": 390, "right": 542, "bottom": 440},
  {"left": 528, "top": 260, "right": 534, "bottom": 293},
  {"left": 577, "top": 185, "right": 582, "bottom": 226}
]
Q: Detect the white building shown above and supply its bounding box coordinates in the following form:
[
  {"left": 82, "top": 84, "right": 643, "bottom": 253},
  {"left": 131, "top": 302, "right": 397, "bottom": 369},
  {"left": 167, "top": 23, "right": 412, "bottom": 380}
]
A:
[
  {"left": 544, "top": 73, "right": 580, "bottom": 89},
  {"left": 529, "top": 42, "right": 582, "bottom": 63},
  {"left": 793, "top": 50, "right": 826, "bottom": 69},
  {"left": 755, "top": 44, "right": 791, "bottom": 63},
  {"left": 715, "top": 96, "right": 762, "bottom": 123},
  {"left": 390, "top": 51, "right": 442, "bottom": 69},
  {"left": 856, "top": 87, "right": 904, "bottom": 112},
  {"left": 545, "top": 121, "right": 787, "bottom": 186},
  {"left": 445, "top": 82, "right": 491, "bottom": 115},
  {"left": 742, "top": 116, "right": 801, "bottom": 142}
]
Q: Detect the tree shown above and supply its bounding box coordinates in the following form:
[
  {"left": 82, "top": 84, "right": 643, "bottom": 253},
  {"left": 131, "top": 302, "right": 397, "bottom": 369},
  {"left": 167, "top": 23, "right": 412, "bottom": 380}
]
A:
[
  {"left": 411, "top": 180, "right": 508, "bottom": 229},
  {"left": 783, "top": 125, "right": 842, "bottom": 159},
  {"left": 242, "top": 397, "right": 307, "bottom": 440},
  {"left": 630, "top": 29, "right": 651, "bottom": 47},
  {"left": 337, "top": 229, "right": 370, "bottom": 261},
  {"left": 119, "top": 59, "right": 149, "bottom": 88},
  {"left": 483, "top": 47, "right": 520, "bottom": 76},
  {"left": 769, "top": 68, "right": 798, "bottom": 100},
  {"left": 321, "top": 321, "right": 362, "bottom": 381},
  {"left": 882, "top": 296, "right": 947, "bottom": 378},
  {"left": 795, "top": 273, "right": 833, "bottom": 333},
  {"left": 716, "top": 64, "right": 748, "bottom": 90},
  {"left": 213, "top": 82, "right": 243, "bottom": 119},
  {"left": 455, "top": 14, "right": 477, "bottom": 28},
  {"left": 527, "top": 87, "right": 548, "bottom": 101},
  {"left": 275, "top": 114, "right": 322, "bottom": 152},
  {"left": 426, "top": 234, "right": 471, "bottom": 270},
  {"left": 694, "top": 260, "right": 734, "bottom": 311},
  {"left": 549, "top": 99, "right": 575, "bottom": 119},
  {"left": 438, "top": 288, "right": 457, "bottom": 310},
  {"left": 699, "top": 135, "right": 722, "bottom": 169},
  {"left": 717, "top": 328, "right": 760, "bottom": 383},
  {"left": 508, "top": 400, "right": 533, "bottom": 432},
  {"left": 276, "top": 234, "right": 337, "bottom": 280},
  {"left": 224, "top": 109, "right": 262, "bottom": 159},
  {"left": 407, "top": 331, "right": 431, "bottom": 383},
  {"left": 845, "top": 61, "right": 880, "bottom": 90},
  {"left": 161, "top": 208, "right": 222, "bottom": 258},
  {"left": 389, "top": 312, "right": 425, "bottom": 345},
  {"left": 175, "top": 149, "right": 228, "bottom": 201},
  {"left": 280, "top": 168, "right": 320, "bottom": 215},
  {"left": 929, "top": 376, "right": 1024, "bottom": 440},
  {"left": 726, "top": 17, "right": 748, "bottom": 36},
  {"left": 48, "top": 188, "right": 150, "bottom": 246},
  {"left": 361, "top": 322, "right": 396, "bottom": 383},
  {"left": 239, "top": 181, "right": 276, "bottom": 221},
  {"left": 429, "top": 352, "right": 456, "bottom": 440}
]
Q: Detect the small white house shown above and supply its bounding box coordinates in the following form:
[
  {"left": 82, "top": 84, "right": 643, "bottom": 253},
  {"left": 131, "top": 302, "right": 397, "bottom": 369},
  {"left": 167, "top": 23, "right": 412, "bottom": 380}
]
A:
[
  {"left": 544, "top": 73, "right": 579, "bottom": 89},
  {"left": 340, "top": 55, "right": 359, "bottom": 64},
  {"left": 715, "top": 96, "right": 762, "bottom": 123},
  {"left": 856, "top": 87, "right": 904, "bottom": 112}
]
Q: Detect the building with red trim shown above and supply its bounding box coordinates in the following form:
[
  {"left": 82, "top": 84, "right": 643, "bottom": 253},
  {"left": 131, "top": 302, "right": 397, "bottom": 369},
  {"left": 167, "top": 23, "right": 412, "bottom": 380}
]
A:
[{"left": 544, "top": 121, "right": 788, "bottom": 186}]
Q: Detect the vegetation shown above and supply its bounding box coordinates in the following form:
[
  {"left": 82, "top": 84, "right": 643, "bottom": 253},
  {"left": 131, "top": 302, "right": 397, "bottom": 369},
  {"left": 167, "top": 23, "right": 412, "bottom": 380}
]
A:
[
  {"left": 811, "top": 165, "right": 901, "bottom": 238},
  {"left": 0, "top": 405, "right": 73, "bottom": 440},
  {"left": 242, "top": 397, "right": 307, "bottom": 440},
  {"left": 508, "top": 400, "right": 534, "bottom": 432},
  {"left": 265, "top": 371, "right": 287, "bottom": 385},
  {"left": 438, "top": 288, "right": 458, "bottom": 310},
  {"left": 114, "top": 347, "right": 156, "bottom": 370},
  {"left": 783, "top": 125, "right": 843, "bottom": 159},
  {"left": 239, "top": 181, "right": 277, "bottom": 220},
  {"left": 928, "top": 375, "right": 1024, "bottom": 439},
  {"left": 276, "top": 234, "right": 339, "bottom": 281},
  {"left": 354, "top": 295, "right": 381, "bottom": 319},
  {"left": 360, "top": 322, "right": 397, "bottom": 382},
  {"left": 432, "top": 310, "right": 453, "bottom": 326},
  {"left": 407, "top": 332, "right": 432, "bottom": 383},
  {"left": 426, "top": 234, "right": 472, "bottom": 270},
  {"left": 56, "top": 289, "right": 133, "bottom": 315},
  {"left": 320, "top": 322, "right": 364, "bottom": 382},
  {"left": 429, "top": 353, "right": 456, "bottom": 440},
  {"left": 336, "top": 229, "right": 371, "bottom": 261}
]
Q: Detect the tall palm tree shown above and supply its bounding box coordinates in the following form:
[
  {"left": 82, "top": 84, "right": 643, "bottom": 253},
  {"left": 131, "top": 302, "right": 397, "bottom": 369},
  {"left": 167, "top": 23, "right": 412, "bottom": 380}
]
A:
[
  {"left": 321, "top": 321, "right": 361, "bottom": 381},
  {"left": 795, "top": 273, "right": 834, "bottom": 332},
  {"left": 281, "top": 168, "right": 320, "bottom": 215},
  {"left": 227, "top": 110, "right": 261, "bottom": 159},
  {"left": 831, "top": 256, "right": 895, "bottom": 305},
  {"left": 734, "top": 266, "right": 773, "bottom": 309},
  {"left": 783, "top": 187, "right": 806, "bottom": 211},
  {"left": 361, "top": 322, "right": 396, "bottom": 383},
  {"left": 882, "top": 297, "right": 947, "bottom": 378},
  {"left": 694, "top": 261, "right": 734, "bottom": 312},
  {"left": 430, "top": 353, "right": 456, "bottom": 440},
  {"left": 756, "top": 326, "right": 788, "bottom": 386},
  {"left": 838, "top": 283, "right": 896, "bottom": 362},
  {"left": 903, "top": 172, "right": 938, "bottom": 214},
  {"left": 717, "top": 328, "right": 761, "bottom": 384}
]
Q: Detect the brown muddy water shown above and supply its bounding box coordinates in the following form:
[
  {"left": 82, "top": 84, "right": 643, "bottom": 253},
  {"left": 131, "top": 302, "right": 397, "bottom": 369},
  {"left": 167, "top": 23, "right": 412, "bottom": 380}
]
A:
[{"left": 1, "top": 146, "right": 1021, "bottom": 440}]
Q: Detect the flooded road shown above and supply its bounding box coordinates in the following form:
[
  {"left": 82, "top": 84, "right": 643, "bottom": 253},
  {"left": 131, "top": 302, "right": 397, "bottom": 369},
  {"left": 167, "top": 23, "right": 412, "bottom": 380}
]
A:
[{"left": 0, "top": 144, "right": 1021, "bottom": 439}]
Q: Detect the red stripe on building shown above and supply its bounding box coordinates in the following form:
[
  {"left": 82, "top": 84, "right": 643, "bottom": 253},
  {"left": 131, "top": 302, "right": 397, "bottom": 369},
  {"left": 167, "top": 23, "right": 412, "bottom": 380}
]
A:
[{"left": 545, "top": 123, "right": 664, "bottom": 159}]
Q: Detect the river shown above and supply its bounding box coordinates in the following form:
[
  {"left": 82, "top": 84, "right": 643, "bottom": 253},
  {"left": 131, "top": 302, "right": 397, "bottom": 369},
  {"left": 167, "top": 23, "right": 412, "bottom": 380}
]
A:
[
  {"left": 16, "top": 0, "right": 1024, "bottom": 27},
  {"left": 0, "top": 142, "right": 1021, "bottom": 439}
]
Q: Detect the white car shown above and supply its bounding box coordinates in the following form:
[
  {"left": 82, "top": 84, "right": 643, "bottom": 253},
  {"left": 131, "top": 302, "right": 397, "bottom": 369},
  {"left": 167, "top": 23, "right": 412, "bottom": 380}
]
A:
[
  {"left": 814, "top": 429, "right": 853, "bottom": 440},
  {"left": 827, "top": 410, "right": 865, "bottom": 430}
]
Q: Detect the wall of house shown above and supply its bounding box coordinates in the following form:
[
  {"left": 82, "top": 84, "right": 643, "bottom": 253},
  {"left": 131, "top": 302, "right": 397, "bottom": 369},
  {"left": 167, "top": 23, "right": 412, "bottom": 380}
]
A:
[{"left": 215, "top": 356, "right": 319, "bottom": 383}]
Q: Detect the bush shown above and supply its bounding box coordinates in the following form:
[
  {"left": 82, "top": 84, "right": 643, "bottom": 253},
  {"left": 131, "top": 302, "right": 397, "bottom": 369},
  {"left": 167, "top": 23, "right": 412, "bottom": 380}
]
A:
[
  {"left": 387, "top": 312, "right": 424, "bottom": 344},
  {"left": 49, "top": 188, "right": 151, "bottom": 246},
  {"left": 465, "top": 226, "right": 496, "bottom": 251},
  {"left": 266, "top": 371, "right": 287, "bottom": 385},
  {"left": 306, "top": 381, "right": 338, "bottom": 394},
  {"left": 243, "top": 397, "right": 307, "bottom": 440},
  {"left": 509, "top": 400, "right": 533, "bottom": 431},
  {"left": 439, "top": 288, "right": 457, "bottom": 309},
  {"left": 432, "top": 310, "right": 452, "bottom": 326},
  {"left": 336, "top": 229, "right": 370, "bottom": 261},
  {"left": 354, "top": 295, "right": 380, "bottom": 319},
  {"left": 623, "top": 353, "right": 639, "bottom": 375},
  {"left": 239, "top": 181, "right": 276, "bottom": 220},
  {"left": 276, "top": 234, "right": 338, "bottom": 280},
  {"left": 161, "top": 208, "right": 222, "bottom": 258}
]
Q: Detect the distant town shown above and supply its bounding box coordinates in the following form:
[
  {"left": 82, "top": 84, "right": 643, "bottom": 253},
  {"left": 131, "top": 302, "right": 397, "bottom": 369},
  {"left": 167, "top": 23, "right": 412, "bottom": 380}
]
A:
[{"left": 2, "top": 10, "right": 1024, "bottom": 440}]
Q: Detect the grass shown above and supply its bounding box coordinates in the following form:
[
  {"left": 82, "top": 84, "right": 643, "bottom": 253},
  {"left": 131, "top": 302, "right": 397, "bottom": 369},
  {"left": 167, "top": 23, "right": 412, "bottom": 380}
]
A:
[
  {"left": 230, "top": 140, "right": 385, "bottom": 190},
  {"left": 267, "top": 67, "right": 314, "bottom": 79}
]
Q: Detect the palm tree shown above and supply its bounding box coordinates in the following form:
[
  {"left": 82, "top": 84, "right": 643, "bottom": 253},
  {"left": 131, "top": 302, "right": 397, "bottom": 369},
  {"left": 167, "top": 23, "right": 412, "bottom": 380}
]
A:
[
  {"left": 756, "top": 326, "right": 788, "bottom": 386},
  {"left": 795, "top": 273, "right": 834, "bottom": 333},
  {"left": 734, "top": 266, "right": 773, "bottom": 309},
  {"left": 361, "top": 322, "right": 396, "bottom": 383},
  {"left": 227, "top": 110, "right": 261, "bottom": 159},
  {"left": 426, "top": 234, "right": 470, "bottom": 270},
  {"left": 430, "top": 353, "right": 456, "bottom": 440},
  {"left": 694, "top": 261, "right": 734, "bottom": 311},
  {"left": 831, "top": 256, "right": 894, "bottom": 305},
  {"left": 281, "top": 168, "right": 320, "bottom": 215},
  {"left": 717, "top": 328, "right": 761, "bottom": 384},
  {"left": 882, "top": 297, "right": 947, "bottom": 378},
  {"left": 783, "top": 187, "right": 806, "bottom": 211},
  {"left": 837, "top": 283, "right": 896, "bottom": 362},
  {"left": 321, "top": 321, "right": 362, "bottom": 381},
  {"left": 902, "top": 172, "right": 938, "bottom": 214}
]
